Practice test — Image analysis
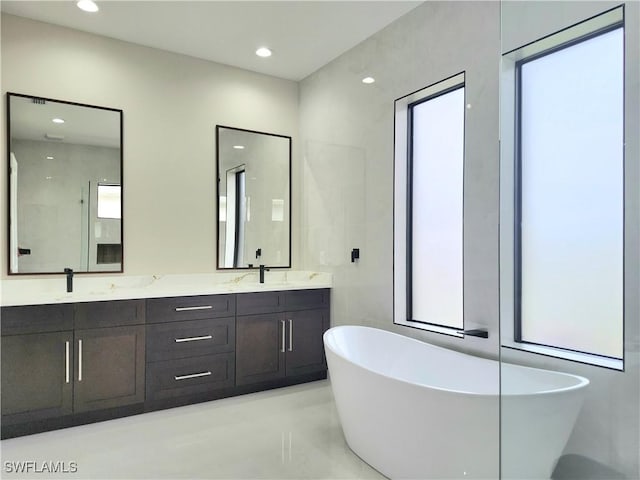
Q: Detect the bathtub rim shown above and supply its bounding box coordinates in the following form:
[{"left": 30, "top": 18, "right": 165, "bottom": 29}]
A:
[{"left": 324, "top": 325, "right": 589, "bottom": 397}]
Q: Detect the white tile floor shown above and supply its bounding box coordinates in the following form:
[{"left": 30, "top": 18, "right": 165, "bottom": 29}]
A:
[{"left": 0, "top": 380, "right": 386, "bottom": 480}]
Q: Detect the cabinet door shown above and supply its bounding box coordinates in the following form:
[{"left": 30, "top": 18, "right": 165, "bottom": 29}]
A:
[
  {"left": 285, "top": 309, "right": 329, "bottom": 377},
  {"left": 74, "top": 326, "right": 145, "bottom": 413},
  {"left": 236, "top": 313, "right": 285, "bottom": 386},
  {"left": 1, "top": 331, "right": 73, "bottom": 424}
]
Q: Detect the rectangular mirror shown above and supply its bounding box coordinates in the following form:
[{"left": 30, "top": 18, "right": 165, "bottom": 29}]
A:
[
  {"left": 216, "top": 125, "right": 291, "bottom": 269},
  {"left": 7, "top": 92, "right": 123, "bottom": 274}
]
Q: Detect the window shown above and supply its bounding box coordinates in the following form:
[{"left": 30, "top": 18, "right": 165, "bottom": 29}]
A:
[
  {"left": 394, "top": 72, "right": 465, "bottom": 334},
  {"left": 97, "top": 184, "right": 121, "bottom": 219},
  {"left": 501, "top": 7, "right": 625, "bottom": 366}
]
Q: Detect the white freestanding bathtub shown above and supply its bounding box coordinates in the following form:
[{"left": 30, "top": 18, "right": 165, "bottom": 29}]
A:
[{"left": 324, "top": 326, "right": 589, "bottom": 480}]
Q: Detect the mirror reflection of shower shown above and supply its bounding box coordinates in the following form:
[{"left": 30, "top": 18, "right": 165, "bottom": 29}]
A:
[
  {"left": 216, "top": 125, "right": 291, "bottom": 269},
  {"left": 7, "top": 92, "right": 123, "bottom": 274},
  {"left": 223, "top": 165, "right": 247, "bottom": 268}
]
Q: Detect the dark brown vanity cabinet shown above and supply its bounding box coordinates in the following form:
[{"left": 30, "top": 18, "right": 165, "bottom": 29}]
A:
[
  {"left": 235, "top": 289, "right": 330, "bottom": 386},
  {"left": 1, "top": 300, "right": 145, "bottom": 431},
  {"left": 145, "top": 295, "right": 236, "bottom": 401},
  {"left": 1, "top": 304, "right": 75, "bottom": 425},
  {"left": 1, "top": 288, "right": 328, "bottom": 438}
]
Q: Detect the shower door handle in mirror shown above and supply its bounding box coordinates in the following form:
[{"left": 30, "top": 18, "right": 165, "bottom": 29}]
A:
[{"left": 281, "top": 320, "right": 286, "bottom": 353}]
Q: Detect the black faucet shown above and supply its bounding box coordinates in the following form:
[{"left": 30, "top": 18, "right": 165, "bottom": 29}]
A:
[
  {"left": 259, "top": 265, "right": 270, "bottom": 284},
  {"left": 64, "top": 268, "right": 73, "bottom": 293}
]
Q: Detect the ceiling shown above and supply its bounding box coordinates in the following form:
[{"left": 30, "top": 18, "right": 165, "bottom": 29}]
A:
[{"left": 0, "top": 1, "right": 422, "bottom": 81}]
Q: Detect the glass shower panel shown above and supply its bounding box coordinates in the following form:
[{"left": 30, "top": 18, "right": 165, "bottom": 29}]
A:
[
  {"left": 79, "top": 182, "right": 89, "bottom": 271},
  {"left": 500, "top": 2, "right": 639, "bottom": 479},
  {"left": 301, "top": 2, "right": 503, "bottom": 479}
]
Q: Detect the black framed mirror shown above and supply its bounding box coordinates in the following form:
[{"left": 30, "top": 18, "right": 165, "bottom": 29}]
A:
[
  {"left": 7, "top": 92, "right": 123, "bottom": 274},
  {"left": 216, "top": 125, "right": 291, "bottom": 269}
]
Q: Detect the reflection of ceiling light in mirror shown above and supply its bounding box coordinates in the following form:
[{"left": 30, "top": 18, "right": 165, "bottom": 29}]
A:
[
  {"left": 233, "top": 145, "right": 245, "bottom": 149},
  {"left": 46, "top": 156, "right": 54, "bottom": 160},
  {"left": 77, "top": 0, "right": 99, "bottom": 12},
  {"left": 362, "top": 77, "right": 375, "bottom": 84},
  {"left": 256, "top": 47, "right": 272, "bottom": 58},
  {"left": 45, "top": 176, "right": 53, "bottom": 180},
  {"left": 52, "top": 118, "right": 65, "bottom": 124}
]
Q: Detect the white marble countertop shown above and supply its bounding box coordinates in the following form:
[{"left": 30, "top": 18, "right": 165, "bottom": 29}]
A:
[{"left": 0, "top": 271, "right": 332, "bottom": 307}]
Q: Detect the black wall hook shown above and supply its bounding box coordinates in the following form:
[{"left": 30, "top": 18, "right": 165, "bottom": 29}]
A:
[{"left": 351, "top": 248, "right": 360, "bottom": 263}]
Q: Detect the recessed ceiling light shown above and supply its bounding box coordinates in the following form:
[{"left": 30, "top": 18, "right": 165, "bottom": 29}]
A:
[
  {"left": 77, "top": 0, "right": 99, "bottom": 13},
  {"left": 233, "top": 145, "right": 245, "bottom": 150},
  {"left": 46, "top": 156, "right": 54, "bottom": 160},
  {"left": 52, "top": 118, "right": 65, "bottom": 124},
  {"left": 362, "top": 77, "right": 375, "bottom": 84},
  {"left": 256, "top": 47, "right": 272, "bottom": 58}
]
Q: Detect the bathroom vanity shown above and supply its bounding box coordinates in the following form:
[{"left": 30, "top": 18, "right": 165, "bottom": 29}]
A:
[{"left": 0, "top": 273, "right": 330, "bottom": 438}]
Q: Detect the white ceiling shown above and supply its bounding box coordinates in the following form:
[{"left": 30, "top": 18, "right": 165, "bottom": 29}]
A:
[{"left": 0, "top": 0, "right": 422, "bottom": 81}]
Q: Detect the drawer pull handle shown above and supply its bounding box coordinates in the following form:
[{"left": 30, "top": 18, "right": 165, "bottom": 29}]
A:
[
  {"left": 175, "top": 305, "right": 213, "bottom": 312},
  {"left": 175, "top": 335, "right": 213, "bottom": 343},
  {"left": 175, "top": 371, "right": 212, "bottom": 381}
]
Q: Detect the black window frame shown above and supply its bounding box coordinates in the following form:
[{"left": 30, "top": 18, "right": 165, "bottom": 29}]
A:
[
  {"left": 405, "top": 82, "right": 466, "bottom": 332},
  {"left": 513, "top": 22, "right": 625, "bottom": 359}
]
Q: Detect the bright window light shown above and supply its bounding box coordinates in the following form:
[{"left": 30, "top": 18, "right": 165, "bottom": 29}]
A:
[
  {"left": 97, "top": 184, "right": 121, "bottom": 219},
  {"left": 517, "top": 27, "right": 624, "bottom": 359},
  {"left": 409, "top": 86, "right": 465, "bottom": 330}
]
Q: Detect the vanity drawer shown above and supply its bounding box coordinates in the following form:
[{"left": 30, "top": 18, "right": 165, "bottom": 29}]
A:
[
  {"left": 146, "top": 353, "right": 235, "bottom": 400},
  {"left": 146, "top": 295, "right": 235, "bottom": 323},
  {"left": 1, "top": 304, "right": 74, "bottom": 335},
  {"left": 236, "top": 291, "right": 284, "bottom": 315},
  {"left": 74, "top": 299, "right": 145, "bottom": 329},
  {"left": 284, "top": 289, "right": 330, "bottom": 311},
  {"left": 146, "top": 317, "right": 234, "bottom": 361}
]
